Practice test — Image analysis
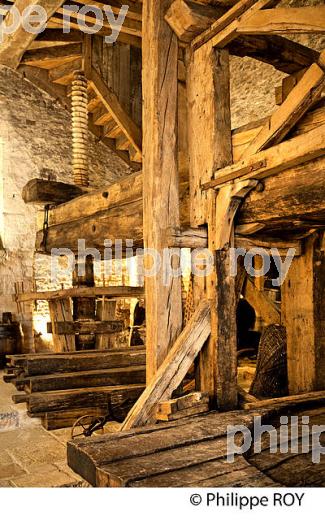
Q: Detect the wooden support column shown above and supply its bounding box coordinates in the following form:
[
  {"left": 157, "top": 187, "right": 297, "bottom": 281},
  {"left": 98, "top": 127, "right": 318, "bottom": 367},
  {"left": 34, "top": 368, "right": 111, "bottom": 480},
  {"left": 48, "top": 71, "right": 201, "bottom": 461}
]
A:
[
  {"left": 282, "top": 232, "right": 325, "bottom": 395},
  {"left": 72, "top": 256, "right": 96, "bottom": 351},
  {"left": 142, "top": 0, "right": 182, "bottom": 382},
  {"left": 187, "top": 44, "right": 235, "bottom": 408}
]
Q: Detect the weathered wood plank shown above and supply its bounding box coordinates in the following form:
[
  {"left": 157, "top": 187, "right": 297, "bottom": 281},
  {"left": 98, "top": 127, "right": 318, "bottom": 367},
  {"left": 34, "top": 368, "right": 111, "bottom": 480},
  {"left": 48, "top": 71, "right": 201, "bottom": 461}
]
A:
[
  {"left": 28, "top": 384, "right": 145, "bottom": 414},
  {"left": 28, "top": 366, "right": 146, "bottom": 393},
  {"left": 121, "top": 300, "right": 211, "bottom": 430},
  {"left": 24, "top": 348, "right": 146, "bottom": 376}
]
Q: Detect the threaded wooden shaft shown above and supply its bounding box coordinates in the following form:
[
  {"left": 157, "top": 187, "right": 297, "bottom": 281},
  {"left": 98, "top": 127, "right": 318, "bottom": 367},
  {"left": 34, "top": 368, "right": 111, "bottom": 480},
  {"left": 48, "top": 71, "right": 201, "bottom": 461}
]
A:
[{"left": 71, "top": 71, "right": 89, "bottom": 187}]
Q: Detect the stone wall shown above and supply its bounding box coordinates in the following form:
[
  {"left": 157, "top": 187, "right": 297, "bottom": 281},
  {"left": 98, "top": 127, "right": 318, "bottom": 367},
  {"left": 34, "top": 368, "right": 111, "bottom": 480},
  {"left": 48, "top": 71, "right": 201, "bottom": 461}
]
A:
[{"left": 0, "top": 66, "right": 130, "bottom": 351}]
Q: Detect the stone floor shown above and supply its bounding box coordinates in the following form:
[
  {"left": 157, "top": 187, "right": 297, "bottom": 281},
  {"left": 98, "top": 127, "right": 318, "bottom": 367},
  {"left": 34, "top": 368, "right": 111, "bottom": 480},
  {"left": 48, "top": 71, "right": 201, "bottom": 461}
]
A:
[{"left": 0, "top": 370, "right": 88, "bottom": 487}]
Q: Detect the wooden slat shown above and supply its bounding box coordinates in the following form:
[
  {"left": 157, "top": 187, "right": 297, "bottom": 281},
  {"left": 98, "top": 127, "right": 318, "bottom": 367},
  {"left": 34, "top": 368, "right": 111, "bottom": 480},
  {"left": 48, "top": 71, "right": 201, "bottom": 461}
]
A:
[
  {"left": 237, "top": 7, "right": 325, "bottom": 35},
  {"left": 21, "top": 44, "right": 82, "bottom": 69},
  {"left": 243, "top": 390, "right": 325, "bottom": 410},
  {"left": 121, "top": 300, "right": 211, "bottom": 430}
]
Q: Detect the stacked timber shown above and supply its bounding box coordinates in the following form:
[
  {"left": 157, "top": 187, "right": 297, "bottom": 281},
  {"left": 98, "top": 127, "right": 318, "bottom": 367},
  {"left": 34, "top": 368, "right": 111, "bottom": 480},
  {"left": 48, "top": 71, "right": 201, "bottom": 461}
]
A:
[{"left": 3, "top": 348, "right": 146, "bottom": 430}]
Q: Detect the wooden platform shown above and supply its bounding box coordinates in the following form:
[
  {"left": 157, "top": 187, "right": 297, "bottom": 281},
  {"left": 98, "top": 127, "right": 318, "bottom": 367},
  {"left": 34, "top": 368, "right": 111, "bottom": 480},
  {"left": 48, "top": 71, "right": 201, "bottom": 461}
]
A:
[{"left": 68, "top": 403, "right": 325, "bottom": 487}]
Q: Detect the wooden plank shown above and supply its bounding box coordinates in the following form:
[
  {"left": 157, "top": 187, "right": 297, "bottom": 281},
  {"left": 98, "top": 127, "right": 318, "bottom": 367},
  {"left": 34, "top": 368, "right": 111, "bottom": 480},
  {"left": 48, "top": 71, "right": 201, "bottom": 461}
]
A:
[
  {"left": 96, "top": 299, "right": 118, "bottom": 350},
  {"left": 48, "top": 299, "right": 75, "bottom": 353},
  {"left": 237, "top": 7, "right": 325, "bottom": 35},
  {"left": 24, "top": 348, "right": 146, "bottom": 376},
  {"left": 68, "top": 409, "right": 256, "bottom": 486},
  {"left": 0, "top": 1, "right": 66, "bottom": 69},
  {"left": 28, "top": 384, "right": 145, "bottom": 414},
  {"left": 16, "top": 286, "right": 144, "bottom": 303},
  {"left": 142, "top": 0, "right": 183, "bottom": 382},
  {"left": 203, "top": 123, "right": 325, "bottom": 189},
  {"left": 241, "top": 62, "right": 325, "bottom": 158},
  {"left": 89, "top": 67, "right": 142, "bottom": 154},
  {"left": 48, "top": 320, "right": 124, "bottom": 335},
  {"left": 282, "top": 232, "right": 325, "bottom": 394},
  {"left": 121, "top": 300, "right": 211, "bottom": 430},
  {"left": 28, "top": 366, "right": 146, "bottom": 393},
  {"left": 22, "top": 179, "right": 84, "bottom": 205},
  {"left": 243, "top": 390, "right": 325, "bottom": 410}
]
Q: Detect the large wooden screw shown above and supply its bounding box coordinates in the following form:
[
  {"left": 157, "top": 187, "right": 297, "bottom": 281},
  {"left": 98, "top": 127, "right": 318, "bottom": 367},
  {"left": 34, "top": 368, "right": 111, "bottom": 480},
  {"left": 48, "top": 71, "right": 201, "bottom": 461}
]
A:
[{"left": 71, "top": 71, "right": 89, "bottom": 187}]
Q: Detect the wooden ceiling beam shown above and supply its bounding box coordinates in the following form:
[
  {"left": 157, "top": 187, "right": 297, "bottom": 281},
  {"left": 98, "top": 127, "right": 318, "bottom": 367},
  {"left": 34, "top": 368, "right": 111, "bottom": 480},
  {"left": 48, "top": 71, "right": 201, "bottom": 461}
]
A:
[
  {"left": 0, "top": 0, "right": 66, "bottom": 69},
  {"left": 237, "top": 6, "right": 325, "bottom": 36}
]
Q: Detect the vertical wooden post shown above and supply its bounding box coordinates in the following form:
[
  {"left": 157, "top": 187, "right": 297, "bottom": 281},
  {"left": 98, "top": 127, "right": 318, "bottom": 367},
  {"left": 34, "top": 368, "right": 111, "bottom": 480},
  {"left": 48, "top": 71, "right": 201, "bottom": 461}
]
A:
[
  {"left": 142, "top": 0, "right": 182, "bottom": 382},
  {"left": 72, "top": 256, "right": 96, "bottom": 351},
  {"left": 282, "top": 232, "right": 325, "bottom": 394},
  {"left": 187, "top": 44, "right": 235, "bottom": 408}
]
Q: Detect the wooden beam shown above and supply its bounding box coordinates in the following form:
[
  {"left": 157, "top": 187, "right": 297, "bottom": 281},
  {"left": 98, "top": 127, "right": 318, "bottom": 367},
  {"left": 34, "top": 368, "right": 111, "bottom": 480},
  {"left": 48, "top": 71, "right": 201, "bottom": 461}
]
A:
[
  {"left": 142, "top": 0, "right": 183, "bottom": 382},
  {"left": 237, "top": 7, "right": 325, "bottom": 36},
  {"left": 15, "top": 286, "right": 144, "bottom": 303},
  {"left": 238, "top": 155, "right": 325, "bottom": 230},
  {"left": 89, "top": 66, "right": 142, "bottom": 155},
  {"left": 21, "top": 43, "right": 83, "bottom": 69},
  {"left": 282, "top": 232, "right": 325, "bottom": 394},
  {"left": 0, "top": 0, "right": 65, "bottom": 69},
  {"left": 22, "top": 178, "right": 85, "bottom": 205},
  {"left": 121, "top": 300, "right": 211, "bottom": 430},
  {"left": 49, "top": 58, "right": 82, "bottom": 85},
  {"left": 204, "top": 123, "right": 325, "bottom": 190},
  {"left": 244, "top": 277, "right": 280, "bottom": 326},
  {"left": 47, "top": 320, "right": 124, "bottom": 335},
  {"left": 241, "top": 61, "right": 325, "bottom": 158},
  {"left": 232, "top": 99, "right": 325, "bottom": 161},
  {"left": 191, "top": 0, "right": 278, "bottom": 50},
  {"left": 229, "top": 35, "right": 320, "bottom": 75},
  {"left": 165, "top": 0, "right": 225, "bottom": 43},
  {"left": 187, "top": 45, "right": 232, "bottom": 226}
]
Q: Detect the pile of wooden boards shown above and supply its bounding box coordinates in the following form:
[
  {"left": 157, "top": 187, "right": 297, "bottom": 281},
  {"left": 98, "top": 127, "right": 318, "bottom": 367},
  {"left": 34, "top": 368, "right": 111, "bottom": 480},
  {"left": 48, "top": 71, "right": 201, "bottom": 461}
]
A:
[{"left": 3, "top": 348, "right": 146, "bottom": 430}]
